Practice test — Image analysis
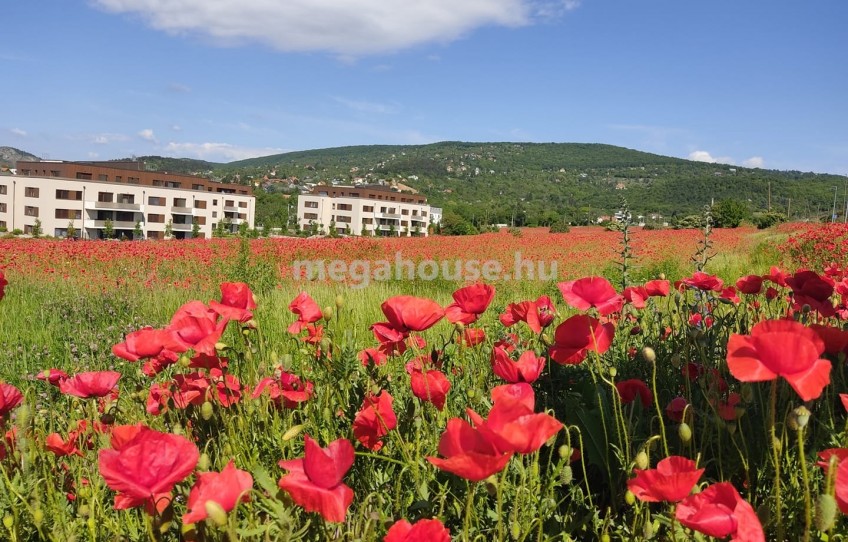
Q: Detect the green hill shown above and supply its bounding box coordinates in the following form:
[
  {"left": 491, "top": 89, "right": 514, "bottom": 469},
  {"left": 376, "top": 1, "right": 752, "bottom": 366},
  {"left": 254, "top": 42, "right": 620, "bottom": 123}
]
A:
[{"left": 216, "top": 142, "right": 846, "bottom": 226}]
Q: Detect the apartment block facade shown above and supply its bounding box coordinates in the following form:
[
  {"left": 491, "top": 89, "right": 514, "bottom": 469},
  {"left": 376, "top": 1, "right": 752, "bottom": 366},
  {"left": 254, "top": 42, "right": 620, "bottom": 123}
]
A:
[
  {"left": 296, "top": 185, "right": 431, "bottom": 236},
  {"left": 2, "top": 161, "right": 254, "bottom": 239}
]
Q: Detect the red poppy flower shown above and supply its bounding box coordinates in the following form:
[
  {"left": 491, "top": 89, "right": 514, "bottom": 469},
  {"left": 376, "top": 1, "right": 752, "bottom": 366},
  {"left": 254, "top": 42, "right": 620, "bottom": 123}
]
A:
[
  {"left": 278, "top": 435, "right": 355, "bottom": 523},
  {"left": 679, "top": 272, "right": 724, "bottom": 292},
  {"left": 460, "top": 328, "right": 486, "bottom": 347},
  {"left": 558, "top": 276, "right": 624, "bottom": 315},
  {"left": 627, "top": 456, "right": 704, "bottom": 503},
  {"left": 251, "top": 370, "right": 315, "bottom": 409},
  {"left": 352, "top": 391, "right": 397, "bottom": 451},
  {"left": 810, "top": 324, "right": 848, "bottom": 356},
  {"left": 720, "top": 287, "right": 740, "bottom": 304},
  {"left": 358, "top": 347, "right": 388, "bottom": 367},
  {"left": 666, "top": 397, "right": 689, "bottom": 423},
  {"left": 427, "top": 417, "right": 512, "bottom": 481},
  {"left": 209, "top": 368, "right": 242, "bottom": 407},
  {"left": 714, "top": 392, "right": 742, "bottom": 421},
  {"left": 169, "top": 301, "right": 229, "bottom": 356},
  {"left": 210, "top": 282, "right": 256, "bottom": 323},
  {"left": 615, "top": 379, "right": 652, "bottom": 407},
  {"left": 384, "top": 518, "right": 451, "bottom": 542},
  {"left": 623, "top": 286, "right": 649, "bottom": 309},
  {"left": 471, "top": 386, "right": 562, "bottom": 455},
  {"left": 406, "top": 363, "right": 451, "bottom": 411},
  {"left": 736, "top": 275, "right": 763, "bottom": 295},
  {"left": 675, "top": 482, "right": 765, "bottom": 542},
  {"left": 491, "top": 347, "right": 545, "bottom": 384},
  {"left": 548, "top": 314, "right": 614, "bottom": 365},
  {"left": 381, "top": 296, "right": 444, "bottom": 332},
  {"left": 288, "top": 292, "right": 323, "bottom": 334},
  {"left": 490, "top": 383, "right": 536, "bottom": 410},
  {"left": 0, "top": 270, "right": 6, "bottom": 301},
  {"left": 46, "top": 420, "right": 91, "bottom": 457},
  {"left": 445, "top": 284, "right": 495, "bottom": 324},
  {"left": 644, "top": 279, "right": 670, "bottom": 297},
  {"left": 146, "top": 383, "right": 171, "bottom": 416},
  {"left": 183, "top": 460, "right": 253, "bottom": 524},
  {"left": 726, "top": 320, "right": 831, "bottom": 401},
  {"left": 59, "top": 371, "right": 121, "bottom": 399},
  {"left": 171, "top": 372, "right": 210, "bottom": 408},
  {"left": 0, "top": 383, "right": 24, "bottom": 418},
  {"left": 786, "top": 270, "right": 835, "bottom": 316},
  {"left": 98, "top": 427, "right": 199, "bottom": 514},
  {"left": 37, "top": 368, "right": 69, "bottom": 386},
  {"left": 500, "top": 300, "right": 542, "bottom": 334},
  {"left": 109, "top": 423, "right": 146, "bottom": 450},
  {"left": 112, "top": 327, "right": 185, "bottom": 362},
  {"left": 764, "top": 266, "right": 788, "bottom": 287}
]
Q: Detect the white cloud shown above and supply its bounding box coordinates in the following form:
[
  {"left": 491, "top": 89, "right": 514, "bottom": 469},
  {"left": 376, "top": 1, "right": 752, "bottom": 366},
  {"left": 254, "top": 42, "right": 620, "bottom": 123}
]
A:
[
  {"left": 163, "top": 141, "right": 285, "bottom": 162},
  {"left": 688, "top": 150, "right": 734, "bottom": 165},
  {"left": 138, "top": 128, "right": 158, "bottom": 142},
  {"left": 92, "top": 133, "right": 129, "bottom": 144},
  {"left": 742, "top": 156, "right": 764, "bottom": 168},
  {"left": 88, "top": 152, "right": 100, "bottom": 158},
  {"left": 170, "top": 124, "right": 182, "bottom": 131},
  {"left": 9, "top": 128, "right": 27, "bottom": 137},
  {"left": 90, "top": 0, "right": 577, "bottom": 55}
]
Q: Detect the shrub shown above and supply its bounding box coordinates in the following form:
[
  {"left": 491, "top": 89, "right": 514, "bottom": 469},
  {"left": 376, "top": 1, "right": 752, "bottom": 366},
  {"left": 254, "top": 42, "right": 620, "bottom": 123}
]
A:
[{"left": 549, "top": 220, "right": 571, "bottom": 233}]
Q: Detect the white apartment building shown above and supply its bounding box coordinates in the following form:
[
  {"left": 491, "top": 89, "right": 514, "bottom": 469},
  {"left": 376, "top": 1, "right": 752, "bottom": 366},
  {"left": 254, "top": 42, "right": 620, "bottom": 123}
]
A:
[
  {"left": 1, "top": 161, "right": 254, "bottom": 239},
  {"left": 297, "top": 185, "right": 431, "bottom": 236}
]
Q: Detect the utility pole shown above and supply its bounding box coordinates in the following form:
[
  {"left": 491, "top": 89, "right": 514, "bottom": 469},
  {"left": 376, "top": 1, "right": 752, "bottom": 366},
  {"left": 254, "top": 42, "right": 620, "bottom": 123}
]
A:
[
  {"left": 768, "top": 182, "right": 771, "bottom": 211},
  {"left": 787, "top": 198, "right": 791, "bottom": 219},
  {"left": 832, "top": 186, "right": 839, "bottom": 223}
]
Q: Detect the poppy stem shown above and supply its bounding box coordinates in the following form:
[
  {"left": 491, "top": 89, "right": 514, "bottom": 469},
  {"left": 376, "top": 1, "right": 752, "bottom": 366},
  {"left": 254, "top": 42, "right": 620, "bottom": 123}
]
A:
[
  {"left": 463, "top": 482, "right": 476, "bottom": 542},
  {"left": 652, "top": 355, "right": 670, "bottom": 458},
  {"left": 797, "top": 427, "right": 811, "bottom": 542},
  {"left": 769, "top": 380, "right": 783, "bottom": 540}
]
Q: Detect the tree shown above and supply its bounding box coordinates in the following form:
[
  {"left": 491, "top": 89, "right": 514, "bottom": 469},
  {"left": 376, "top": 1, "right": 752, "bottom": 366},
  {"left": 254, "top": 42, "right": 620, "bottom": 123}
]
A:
[
  {"left": 31, "top": 219, "right": 43, "bottom": 238},
  {"left": 164, "top": 219, "right": 173, "bottom": 239},
  {"left": 191, "top": 217, "right": 200, "bottom": 238},
  {"left": 440, "top": 211, "right": 478, "bottom": 236},
  {"left": 66, "top": 221, "right": 76, "bottom": 239},
  {"left": 711, "top": 199, "right": 750, "bottom": 228},
  {"left": 134, "top": 221, "right": 143, "bottom": 240},
  {"left": 103, "top": 218, "right": 114, "bottom": 239},
  {"left": 328, "top": 219, "right": 338, "bottom": 238}
]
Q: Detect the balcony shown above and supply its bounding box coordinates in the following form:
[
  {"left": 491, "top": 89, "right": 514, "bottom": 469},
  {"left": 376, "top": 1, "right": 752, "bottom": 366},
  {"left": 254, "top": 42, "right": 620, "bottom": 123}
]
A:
[
  {"left": 171, "top": 206, "right": 193, "bottom": 215},
  {"left": 223, "top": 205, "right": 239, "bottom": 212},
  {"left": 171, "top": 223, "right": 192, "bottom": 232},
  {"left": 92, "top": 201, "right": 140, "bottom": 211},
  {"left": 376, "top": 212, "right": 402, "bottom": 219},
  {"left": 88, "top": 220, "right": 137, "bottom": 229}
]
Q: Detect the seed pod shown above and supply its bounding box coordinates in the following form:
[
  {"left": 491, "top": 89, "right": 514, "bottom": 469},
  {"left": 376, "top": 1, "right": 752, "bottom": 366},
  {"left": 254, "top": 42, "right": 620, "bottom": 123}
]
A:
[
  {"left": 816, "top": 493, "right": 837, "bottom": 532},
  {"left": 558, "top": 445, "right": 572, "bottom": 460},
  {"left": 510, "top": 522, "right": 521, "bottom": 541},
  {"left": 642, "top": 346, "right": 656, "bottom": 363},
  {"left": 283, "top": 424, "right": 303, "bottom": 442},
  {"left": 624, "top": 490, "right": 636, "bottom": 506},
  {"left": 198, "top": 453, "right": 211, "bottom": 472},
  {"left": 678, "top": 422, "right": 692, "bottom": 443},
  {"left": 484, "top": 475, "right": 498, "bottom": 497},
  {"left": 788, "top": 405, "right": 811, "bottom": 430},
  {"left": 335, "top": 295, "right": 345, "bottom": 309},
  {"left": 32, "top": 508, "right": 44, "bottom": 526},
  {"left": 608, "top": 367, "right": 617, "bottom": 378},
  {"left": 323, "top": 306, "right": 334, "bottom": 321},
  {"left": 560, "top": 465, "right": 573, "bottom": 485}
]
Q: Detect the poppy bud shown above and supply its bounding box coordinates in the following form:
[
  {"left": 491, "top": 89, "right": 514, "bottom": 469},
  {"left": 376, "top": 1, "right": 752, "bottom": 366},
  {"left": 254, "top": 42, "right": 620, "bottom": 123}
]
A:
[
  {"left": 510, "top": 522, "right": 521, "bottom": 540},
  {"left": 32, "top": 509, "right": 43, "bottom": 526},
  {"left": 670, "top": 354, "right": 681, "bottom": 368},
  {"left": 678, "top": 422, "right": 692, "bottom": 443},
  {"left": 816, "top": 493, "right": 837, "bottom": 532},
  {"left": 323, "top": 307, "right": 334, "bottom": 321},
  {"left": 205, "top": 501, "right": 228, "bottom": 528},
  {"left": 642, "top": 347, "right": 656, "bottom": 364},
  {"left": 281, "top": 353, "right": 292, "bottom": 368},
  {"left": 466, "top": 389, "right": 476, "bottom": 399},
  {"left": 198, "top": 453, "right": 211, "bottom": 471},
  {"left": 215, "top": 342, "right": 228, "bottom": 352},
  {"left": 181, "top": 523, "right": 198, "bottom": 541},
  {"left": 624, "top": 490, "right": 636, "bottom": 506},
  {"left": 15, "top": 404, "right": 31, "bottom": 430},
  {"left": 608, "top": 367, "right": 617, "bottom": 378},
  {"left": 558, "top": 445, "right": 572, "bottom": 460},
  {"left": 740, "top": 384, "right": 753, "bottom": 403},
  {"left": 635, "top": 451, "right": 649, "bottom": 470},
  {"left": 485, "top": 475, "right": 498, "bottom": 497},
  {"left": 172, "top": 423, "right": 183, "bottom": 436},
  {"left": 335, "top": 295, "right": 345, "bottom": 309},
  {"left": 658, "top": 273, "right": 666, "bottom": 280},
  {"left": 726, "top": 422, "right": 737, "bottom": 435},
  {"left": 642, "top": 519, "right": 654, "bottom": 539},
  {"left": 179, "top": 355, "right": 192, "bottom": 368},
  {"left": 560, "top": 465, "right": 573, "bottom": 485},
  {"left": 200, "top": 401, "right": 214, "bottom": 421},
  {"left": 319, "top": 338, "right": 332, "bottom": 353},
  {"left": 282, "top": 424, "right": 303, "bottom": 441}
]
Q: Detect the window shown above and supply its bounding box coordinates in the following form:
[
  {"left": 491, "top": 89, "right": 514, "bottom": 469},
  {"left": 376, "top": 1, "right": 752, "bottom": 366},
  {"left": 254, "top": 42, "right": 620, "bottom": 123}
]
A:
[
  {"left": 362, "top": 217, "right": 373, "bottom": 225},
  {"left": 173, "top": 198, "right": 187, "bottom": 207},
  {"left": 98, "top": 174, "right": 109, "bottom": 181},
  {"left": 127, "top": 177, "right": 140, "bottom": 184},
  {"left": 402, "top": 209, "right": 409, "bottom": 215},
  {"left": 24, "top": 206, "right": 39, "bottom": 217},
  {"left": 0, "top": 203, "right": 5, "bottom": 213},
  {"left": 25, "top": 187, "right": 39, "bottom": 198},
  {"left": 238, "top": 201, "right": 248, "bottom": 208},
  {"left": 192, "top": 184, "right": 204, "bottom": 191},
  {"left": 55, "top": 209, "right": 82, "bottom": 220},
  {"left": 0, "top": 185, "right": 6, "bottom": 195},
  {"left": 75, "top": 172, "right": 92, "bottom": 180},
  {"left": 195, "top": 216, "right": 207, "bottom": 225},
  {"left": 56, "top": 189, "right": 83, "bottom": 200},
  {"left": 305, "top": 201, "right": 319, "bottom": 208},
  {"left": 115, "top": 176, "right": 122, "bottom": 182},
  {"left": 213, "top": 200, "right": 218, "bottom": 206},
  {"left": 195, "top": 200, "right": 207, "bottom": 209},
  {"left": 363, "top": 206, "right": 374, "bottom": 212},
  {"left": 152, "top": 180, "right": 164, "bottom": 187},
  {"left": 337, "top": 203, "right": 352, "bottom": 211},
  {"left": 51, "top": 170, "right": 61, "bottom": 177},
  {"left": 336, "top": 215, "right": 352, "bottom": 223},
  {"left": 98, "top": 192, "right": 113, "bottom": 202},
  {"left": 304, "top": 213, "right": 318, "bottom": 220},
  {"left": 148, "top": 196, "right": 165, "bottom": 206},
  {"left": 116, "top": 211, "right": 134, "bottom": 222},
  {"left": 147, "top": 214, "right": 165, "bottom": 223},
  {"left": 225, "top": 200, "right": 234, "bottom": 207},
  {"left": 380, "top": 207, "right": 386, "bottom": 213},
  {"left": 212, "top": 211, "right": 217, "bottom": 218},
  {"left": 117, "top": 194, "right": 135, "bottom": 204}
]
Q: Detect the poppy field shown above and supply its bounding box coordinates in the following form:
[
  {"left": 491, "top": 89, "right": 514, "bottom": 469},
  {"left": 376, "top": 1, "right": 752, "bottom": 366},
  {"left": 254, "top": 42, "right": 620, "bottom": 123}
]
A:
[{"left": 1, "top": 224, "right": 848, "bottom": 541}]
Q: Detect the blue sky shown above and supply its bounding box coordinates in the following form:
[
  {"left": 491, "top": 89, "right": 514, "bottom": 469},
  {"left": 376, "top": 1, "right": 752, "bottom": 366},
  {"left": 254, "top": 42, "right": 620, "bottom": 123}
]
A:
[{"left": 2, "top": 1, "right": 847, "bottom": 174}]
